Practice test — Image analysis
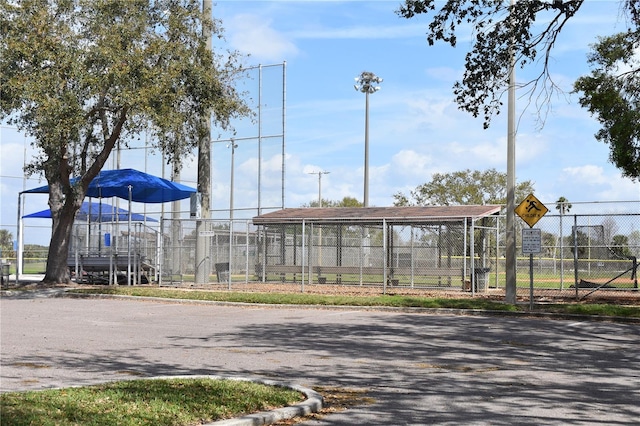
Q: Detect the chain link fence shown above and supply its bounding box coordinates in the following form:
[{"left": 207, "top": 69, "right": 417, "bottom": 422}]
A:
[
  {"left": 159, "top": 219, "right": 259, "bottom": 286},
  {"left": 503, "top": 209, "right": 639, "bottom": 300},
  {"left": 11, "top": 201, "right": 638, "bottom": 303},
  {"left": 67, "top": 221, "right": 160, "bottom": 285},
  {"left": 163, "top": 216, "right": 499, "bottom": 293},
  {"left": 160, "top": 202, "right": 639, "bottom": 302}
]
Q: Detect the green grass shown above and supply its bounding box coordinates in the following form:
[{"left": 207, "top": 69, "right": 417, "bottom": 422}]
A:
[
  {"left": 536, "top": 303, "right": 640, "bottom": 318},
  {"left": 22, "top": 262, "right": 47, "bottom": 274},
  {"left": 259, "top": 270, "right": 638, "bottom": 290},
  {"left": 487, "top": 272, "right": 638, "bottom": 289},
  {"left": 0, "top": 378, "right": 303, "bottom": 426},
  {"left": 72, "top": 287, "right": 640, "bottom": 318}
]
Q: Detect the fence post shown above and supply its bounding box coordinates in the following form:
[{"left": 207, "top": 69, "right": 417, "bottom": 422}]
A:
[
  {"left": 573, "top": 215, "right": 579, "bottom": 300},
  {"left": 301, "top": 219, "right": 306, "bottom": 293},
  {"left": 383, "top": 219, "right": 387, "bottom": 294}
]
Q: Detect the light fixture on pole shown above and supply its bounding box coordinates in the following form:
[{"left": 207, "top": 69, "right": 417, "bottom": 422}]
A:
[
  {"left": 308, "top": 171, "right": 330, "bottom": 207},
  {"left": 354, "top": 71, "right": 382, "bottom": 207}
]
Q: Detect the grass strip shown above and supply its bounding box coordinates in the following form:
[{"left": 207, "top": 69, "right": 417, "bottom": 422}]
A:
[
  {"left": 0, "top": 378, "right": 303, "bottom": 426},
  {"left": 72, "top": 287, "right": 640, "bottom": 318},
  {"left": 74, "top": 287, "right": 518, "bottom": 311}
]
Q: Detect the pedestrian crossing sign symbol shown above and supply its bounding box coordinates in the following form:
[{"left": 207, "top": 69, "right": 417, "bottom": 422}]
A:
[{"left": 515, "top": 193, "right": 548, "bottom": 228}]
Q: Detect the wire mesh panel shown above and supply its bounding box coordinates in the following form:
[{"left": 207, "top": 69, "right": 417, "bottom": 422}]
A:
[
  {"left": 160, "top": 218, "right": 257, "bottom": 285},
  {"left": 68, "top": 221, "right": 160, "bottom": 285},
  {"left": 572, "top": 215, "right": 638, "bottom": 292},
  {"left": 386, "top": 224, "right": 469, "bottom": 288},
  {"left": 254, "top": 218, "right": 497, "bottom": 291},
  {"left": 157, "top": 202, "right": 639, "bottom": 303},
  {"left": 496, "top": 206, "right": 639, "bottom": 300}
]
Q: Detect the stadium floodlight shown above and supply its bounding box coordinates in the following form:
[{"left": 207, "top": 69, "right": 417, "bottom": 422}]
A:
[{"left": 354, "top": 71, "right": 382, "bottom": 207}]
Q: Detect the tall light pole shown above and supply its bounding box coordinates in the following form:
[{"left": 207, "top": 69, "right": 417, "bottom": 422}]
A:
[
  {"left": 309, "top": 171, "right": 330, "bottom": 207},
  {"left": 354, "top": 71, "right": 382, "bottom": 208}
]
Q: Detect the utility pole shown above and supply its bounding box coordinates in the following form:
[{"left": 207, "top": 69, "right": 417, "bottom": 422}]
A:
[
  {"left": 309, "top": 171, "right": 330, "bottom": 207},
  {"left": 309, "top": 170, "right": 329, "bottom": 268},
  {"left": 505, "top": 0, "right": 517, "bottom": 304},
  {"left": 195, "top": 0, "right": 212, "bottom": 285}
]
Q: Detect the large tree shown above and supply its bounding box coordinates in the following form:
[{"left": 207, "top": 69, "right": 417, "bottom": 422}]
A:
[
  {"left": 393, "top": 168, "right": 534, "bottom": 206},
  {"left": 396, "top": 0, "right": 639, "bottom": 129},
  {"left": 0, "top": 0, "right": 250, "bottom": 283},
  {"left": 303, "top": 197, "right": 364, "bottom": 208},
  {"left": 0, "top": 229, "right": 14, "bottom": 259},
  {"left": 574, "top": 29, "right": 640, "bottom": 179}
]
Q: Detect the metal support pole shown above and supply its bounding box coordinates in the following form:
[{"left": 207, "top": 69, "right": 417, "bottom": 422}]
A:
[
  {"left": 301, "top": 219, "right": 306, "bottom": 293},
  {"left": 364, "top": 90, "right": 370, "bottom": 207},
  {"left": 354, "top": 71, "right": 382, "bottom": 207},
  {"left": 505, "top": 0, "right": 517, "bottom": 304},
  {"left": 383, "top": 219, "right": 387, "bottom": 294}
]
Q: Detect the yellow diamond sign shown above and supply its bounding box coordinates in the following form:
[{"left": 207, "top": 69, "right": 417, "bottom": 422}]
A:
[{"left": 515, "top": 193, "right": 548, "bottom": 228}]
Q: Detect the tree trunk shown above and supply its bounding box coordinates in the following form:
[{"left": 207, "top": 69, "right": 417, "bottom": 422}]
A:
[
  {"left": 42, "top": 209, "right": 76, "bottom": 284},
  {"left": 42, "top": 179, "right": 83, "bottom": 284}
]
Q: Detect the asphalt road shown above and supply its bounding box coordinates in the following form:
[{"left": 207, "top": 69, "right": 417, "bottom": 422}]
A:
[{"left": 1, "top": 291, "right": 639, "bottom": 425}]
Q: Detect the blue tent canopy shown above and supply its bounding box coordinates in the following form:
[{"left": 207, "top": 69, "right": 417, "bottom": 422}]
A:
[
  {"left": 23, "top": 201, "right": 158, "bottom": 223},
  {"left": 22, "top": 168, "right": 196, "bottom": 203}
]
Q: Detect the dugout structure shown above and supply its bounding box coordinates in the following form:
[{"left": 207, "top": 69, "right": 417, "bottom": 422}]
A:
[{"left": 252, "top": 205, "right": 501, "bottom": 292}]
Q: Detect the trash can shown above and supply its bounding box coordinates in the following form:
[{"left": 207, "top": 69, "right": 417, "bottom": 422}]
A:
[
  {"left": 473, "top": 267, "right": 490, "bottom": 292},
  {"left": 1, "top": 261, "right": 10, "bottom": 285},
  {"left": 215, "top": 262, "right": 230, "bottom": 282}
]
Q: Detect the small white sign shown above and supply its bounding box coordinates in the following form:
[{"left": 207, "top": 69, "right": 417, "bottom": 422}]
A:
[
  {"left": 199, "top": 231, "right": 216, "bottom": 237},
  {"left": 190, "top": 192, "right": 201, "bottom": 219},
  {"left": 522, "top": 228, "right": 542, "bottom": 254}
]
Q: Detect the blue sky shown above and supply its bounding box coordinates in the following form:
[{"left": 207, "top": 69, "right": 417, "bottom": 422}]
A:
[{"left": 2, "top": 0, "right": 640, "bottom": 246}]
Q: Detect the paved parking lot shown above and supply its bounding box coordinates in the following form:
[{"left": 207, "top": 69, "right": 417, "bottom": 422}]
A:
[{"left": 2, "top": 292, "right": 639, "bottom": 425}]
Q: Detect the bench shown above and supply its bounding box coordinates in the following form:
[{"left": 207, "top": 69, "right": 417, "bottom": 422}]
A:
[
  {"left": 67, "top": 254, "right": 154, "bottom": 284},
  {"left": 314, "top": 266, "right": 384, "bottom": 284},
  {"left": 261, "top": 264, "right": 309, "bottom": 282},
  {"left": 312, "top": 266, "right": 464, "bottom": 286},
  {"left": 395, "top": 267, "right": 463, "bottom": 287},
  {"left": 259, "top": 264, "right": 465, "bottom": 287}
]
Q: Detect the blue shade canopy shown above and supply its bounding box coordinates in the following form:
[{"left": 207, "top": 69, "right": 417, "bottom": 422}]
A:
[
  {"left": 23, "top": 202, "right": 158, "bottom": 223},
  {"left": 22, "top": 168, "right": 196, "bottom": 203}
]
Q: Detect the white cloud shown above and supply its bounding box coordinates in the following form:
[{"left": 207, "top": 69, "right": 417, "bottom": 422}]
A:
[
  {"left": 562, "top": 165, "right": 609, "bottom": 185},
  {"left": 391, "top": 150, "right": 432, "bottom": 177},
  {"left": 424, "top": 66, "right": 462, "bottom": 83},
  {"left": 404, "top": 97, "right": 458, "bottom": 130},
  {"left": 559, "top": 165, "right": 640, "bottom": 202},
  {"left": 227, "top": 14, "right": 299, "bottom": 62},
  {"left": 290, "top": 23, "right": 426, "bottom": 40}
]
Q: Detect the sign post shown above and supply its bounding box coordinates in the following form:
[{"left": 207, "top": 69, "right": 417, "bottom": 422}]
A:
[
  {"left": 522, "top": 228, "right": 541, "bottom": 311},
  {"left": 516, "top": 194, "right": 548, "bottom": 310}
]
